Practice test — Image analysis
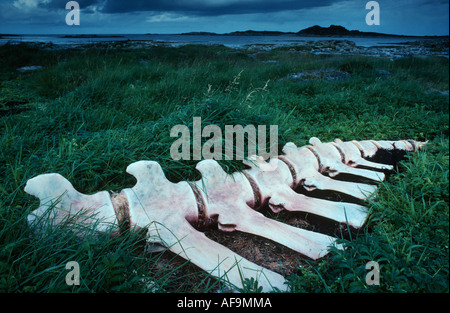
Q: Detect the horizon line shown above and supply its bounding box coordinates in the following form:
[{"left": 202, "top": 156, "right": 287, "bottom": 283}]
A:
[{"left": 2, "top": 32, "right": 449, "bottom": 37}]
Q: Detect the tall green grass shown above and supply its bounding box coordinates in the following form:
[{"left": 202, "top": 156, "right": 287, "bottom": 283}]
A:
[{"left": 0, "top": 42, "right": 448, "bottom": 292}]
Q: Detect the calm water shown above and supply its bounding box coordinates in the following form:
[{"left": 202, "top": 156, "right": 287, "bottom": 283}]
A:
[{"left": 0, "top": 33, "right": 425, "bottom": 48}]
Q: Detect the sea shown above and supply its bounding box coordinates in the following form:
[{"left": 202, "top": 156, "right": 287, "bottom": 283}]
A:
[{"left": 0, "top": 33, "right": 427, "bottom": 48}]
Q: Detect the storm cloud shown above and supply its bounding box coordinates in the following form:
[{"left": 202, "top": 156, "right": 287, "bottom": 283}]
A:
[
  {"left": 101, "top": 0, "right": 339, "bottom": 16},
  {"left": 37, "top": 0, "right": 339, "bottom": 16}
]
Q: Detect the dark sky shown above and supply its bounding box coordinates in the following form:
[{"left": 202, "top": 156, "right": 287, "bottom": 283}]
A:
[{"left": 0, "top": 0, "right": 448, "bottom": 35}]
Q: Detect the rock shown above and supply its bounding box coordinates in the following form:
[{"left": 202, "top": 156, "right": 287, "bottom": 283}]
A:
[
  {"left": 17, "top": 65, "right": 43, "bottom": 72},
  {"left": 280, "top": 68, "right": 350, "bottom": 82},
  {"left": 283, "top": 38, "right": 449, "bottom": 59},
  {"left": 375, "top": 69, "right": 391, "bottom": 77},
  {"left": 262, "top": 60, "right": 279, "bottom": 64}
]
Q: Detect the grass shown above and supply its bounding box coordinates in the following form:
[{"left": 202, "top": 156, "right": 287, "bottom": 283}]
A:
[{"left": 0, "top": 41, "right": 448, "bottom": 292}]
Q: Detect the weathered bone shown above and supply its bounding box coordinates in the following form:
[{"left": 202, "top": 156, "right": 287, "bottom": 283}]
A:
[
  {"left": 23, "top": 137, "right": 426, "bottom": 292},
  {"left": 280, "top": 142, "right": 377, "bottom": 199},
  {"left": 122, "top": 161, "right": 287, "bottom": 292},
  {"left": 243, "top": 157, "right": 369, "bottom": 228},
  {"left": 24, "top": 173, "right": 117, "bottom": 233},
  {"left": 332, "top": 139, "right": 393, "bottom": 171},
  {"left": 308, "top": 137, "right": 385, "bottom": 181},
  {"left": 193, "top": 159, "right": 340, "bottom": 259}
]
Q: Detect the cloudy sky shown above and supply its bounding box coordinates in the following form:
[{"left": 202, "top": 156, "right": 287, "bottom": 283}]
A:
[{"left": 0, "top": 0, "right": 448, "bottom": 35}]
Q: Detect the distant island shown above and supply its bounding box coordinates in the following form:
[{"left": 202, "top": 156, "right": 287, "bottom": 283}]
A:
[
  {"left": 60, "top": 34, "right": 126, "bottom": 38},
  {"left": 181, "top": 25, "right": 446, "bottom": 38},
  {"left": 296, "top": 25, "right": 404, "bottom": 37}
]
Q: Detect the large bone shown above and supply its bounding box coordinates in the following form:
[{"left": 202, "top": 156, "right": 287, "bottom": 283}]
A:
[
  {"left": 243, "top": 157, "right": 369, "bottom": 228},
  {"left": 332, "top": 139, "right": 393, "bottom": 171},
  {"left": 192, "top": 159, "right": 340, "bottom": 260},
  {"left": 24, "top": 174, "right": 117, "bottom": 233},
  {"left": 280, "top": 142, "right": 377, "bottom": 200},
  {"left": 308, "top": 137, "right": 385, "bottom": 182},
  {"left": 122, "top": 161, "right": 288, "bottom": 292},
  {"left": 350, "top": 139, "right": 426, "bottom": 161}
]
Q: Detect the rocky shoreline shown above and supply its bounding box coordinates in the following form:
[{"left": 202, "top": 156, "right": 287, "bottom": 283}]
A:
[
  {"left": 245, "top": 38, "right": 449, "bottom": 59},
  {"left": 4, "top": 37, "right": 448, "bottom": 59}
]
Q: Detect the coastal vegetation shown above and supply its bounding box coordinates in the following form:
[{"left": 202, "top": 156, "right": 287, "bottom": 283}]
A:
[{"left": 0, "top": 42, "right": 448, "bottom": 292}]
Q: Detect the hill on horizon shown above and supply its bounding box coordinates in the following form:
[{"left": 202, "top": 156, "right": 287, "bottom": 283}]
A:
[{"left": 181, "top": 25, "right": 446, "bottom": 37}]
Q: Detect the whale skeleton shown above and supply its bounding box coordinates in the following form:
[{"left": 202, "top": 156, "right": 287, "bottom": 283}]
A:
[{"left": 24, "top": 137, "right": 426, "bottom": 292}]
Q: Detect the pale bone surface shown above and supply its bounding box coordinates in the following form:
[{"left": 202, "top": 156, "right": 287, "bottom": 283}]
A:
[{"left": 24, "top": 137, "right": 426, "bottom": 292}]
